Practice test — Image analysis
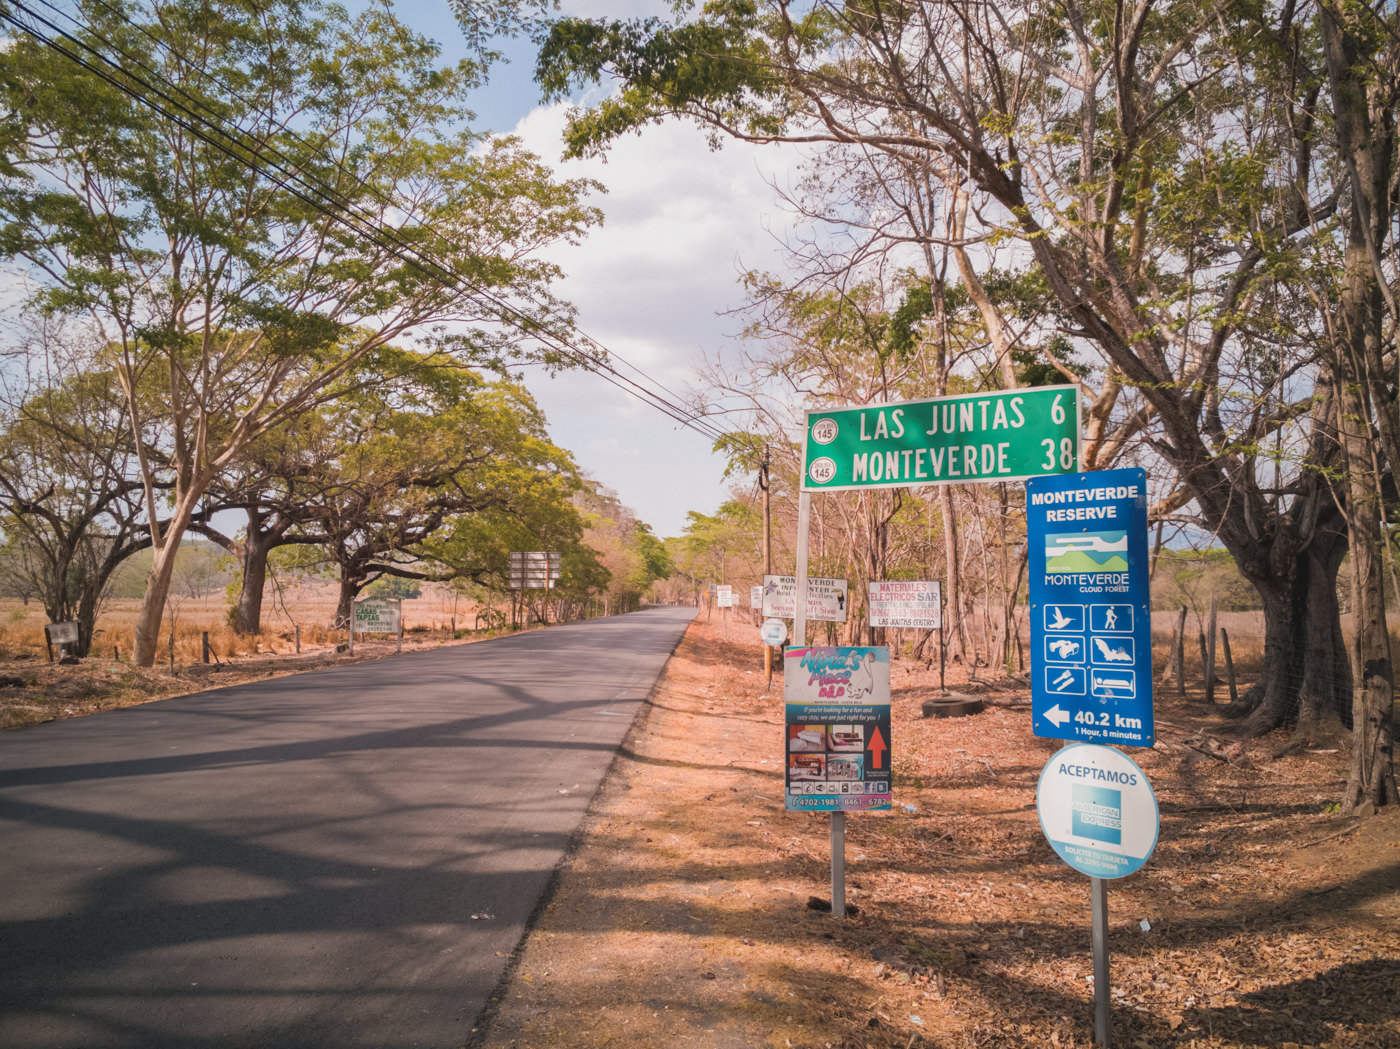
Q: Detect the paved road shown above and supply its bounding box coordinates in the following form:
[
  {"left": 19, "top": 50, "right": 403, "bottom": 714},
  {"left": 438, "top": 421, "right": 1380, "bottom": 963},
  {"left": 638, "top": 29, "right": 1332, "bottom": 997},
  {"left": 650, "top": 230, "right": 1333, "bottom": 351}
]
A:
[{"left": 0, "top": 607, "right": 695, "bottom": 1049}]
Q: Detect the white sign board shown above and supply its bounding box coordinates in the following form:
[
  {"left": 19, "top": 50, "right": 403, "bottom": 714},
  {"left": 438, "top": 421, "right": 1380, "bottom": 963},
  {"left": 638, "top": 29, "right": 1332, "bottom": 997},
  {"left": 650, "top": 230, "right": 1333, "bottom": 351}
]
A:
[
  {"left": 715, "top": 585, "right": 735, "bottom": 608},
  {"left": 868, "top": 580, "right": 942, "bottom": 629},
  {"left": 750, "top": 585, "right": 763, "bottom": 609},
  {"left": 353, "top": 598, "right": 401, "bottom": 635},
  {"left": 509, "top": 551, "right": 560, "bottom": 589},
  {"left": 761, "top": 574, "right": 849, "bottom": 623},
  {"left": 45, "top": 621, "right": 80, "bottom": 645}
]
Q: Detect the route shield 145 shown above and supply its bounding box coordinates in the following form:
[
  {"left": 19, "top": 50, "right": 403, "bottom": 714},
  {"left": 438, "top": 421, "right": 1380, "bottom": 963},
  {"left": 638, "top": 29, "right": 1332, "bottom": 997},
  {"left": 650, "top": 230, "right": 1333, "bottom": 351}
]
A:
[{"left": 1027, "top": 468, "right": 1154, "bottom": 747}]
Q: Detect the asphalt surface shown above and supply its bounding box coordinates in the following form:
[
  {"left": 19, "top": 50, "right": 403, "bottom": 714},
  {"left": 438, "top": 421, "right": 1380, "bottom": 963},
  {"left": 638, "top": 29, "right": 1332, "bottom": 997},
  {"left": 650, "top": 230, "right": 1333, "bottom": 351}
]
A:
[{"left": 0, "top": 606, "right": 696, "bottom": 1049}]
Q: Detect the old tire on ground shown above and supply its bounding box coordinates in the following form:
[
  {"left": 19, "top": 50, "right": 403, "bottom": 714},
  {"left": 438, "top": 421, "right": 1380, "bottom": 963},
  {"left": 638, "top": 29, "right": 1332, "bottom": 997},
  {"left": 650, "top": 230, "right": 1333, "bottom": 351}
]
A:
[{"left": 921, "top": 695, "right": 985, "bottom": 718}]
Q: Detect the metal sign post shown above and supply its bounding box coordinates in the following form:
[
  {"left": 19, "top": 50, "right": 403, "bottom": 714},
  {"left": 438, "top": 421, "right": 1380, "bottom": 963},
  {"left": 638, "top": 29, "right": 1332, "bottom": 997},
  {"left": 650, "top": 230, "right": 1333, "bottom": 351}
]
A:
[
  {"left": 1092, "top": 877, "right": 1110, "bottom": 1045},
  {"left": 793, "top": 492, "right": 838, "bottom": 912},
  {"left": 1037, "top": 743, "right": 1160, "bottom": 1048}
]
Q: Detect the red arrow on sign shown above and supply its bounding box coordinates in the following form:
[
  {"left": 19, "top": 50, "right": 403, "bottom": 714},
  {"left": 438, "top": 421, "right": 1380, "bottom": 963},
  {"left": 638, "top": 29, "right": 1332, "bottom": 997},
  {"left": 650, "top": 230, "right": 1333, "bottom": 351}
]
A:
[{"left": 867, "top": 726, "right": 888, "bottom": 769}]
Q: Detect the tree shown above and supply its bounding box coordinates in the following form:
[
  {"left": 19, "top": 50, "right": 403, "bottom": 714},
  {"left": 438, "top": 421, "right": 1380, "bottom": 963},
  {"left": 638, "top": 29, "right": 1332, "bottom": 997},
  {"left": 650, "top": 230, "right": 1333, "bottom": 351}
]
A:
[
  {"left": 0, "top": 325, "right": 151, "bottom": 655},
  {"left": 537, "top": 0, "right": 1389, "bottom": 760},
  {"left": 574, "top": 486, "right": 672, "bottom": 614},
  {"left": 1315, "top": 0, "right": 1398, "bottom": 808},
  {"left": 0, "top": 0, "right": 600, "bottom": 665},
  {"left": 270, "top": 369, "right": 581, "bottom": 627}
]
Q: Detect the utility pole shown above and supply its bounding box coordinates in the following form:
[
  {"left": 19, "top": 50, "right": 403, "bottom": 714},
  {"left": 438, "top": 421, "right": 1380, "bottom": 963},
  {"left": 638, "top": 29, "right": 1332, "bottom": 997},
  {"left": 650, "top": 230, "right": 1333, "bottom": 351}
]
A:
[{"left": 762, "top": 447, "right": 773, "bottom": 688}]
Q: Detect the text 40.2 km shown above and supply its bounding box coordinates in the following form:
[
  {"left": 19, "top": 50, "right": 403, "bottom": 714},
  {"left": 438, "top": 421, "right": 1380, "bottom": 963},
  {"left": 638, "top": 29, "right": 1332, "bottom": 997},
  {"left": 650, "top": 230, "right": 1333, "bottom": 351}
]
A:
[{"left": 1075, "top": 710, "right": 1146, "bottom": 729}]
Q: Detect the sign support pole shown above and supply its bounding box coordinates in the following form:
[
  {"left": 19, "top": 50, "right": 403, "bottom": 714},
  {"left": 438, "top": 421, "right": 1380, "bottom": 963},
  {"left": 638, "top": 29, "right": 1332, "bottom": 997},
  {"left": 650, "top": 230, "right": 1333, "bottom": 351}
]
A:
[
  {"left": 1092, "top": 876, "right": 1111, "bottom": 1047},
  {"left": 794, "top": 491, "right": 811, "bottom": 647},
  {"left": 794, "top": 490, "right": 847, "bottom": 918},
  {"left": 830, "top": 811, "right": 846, "bottom": 918}
]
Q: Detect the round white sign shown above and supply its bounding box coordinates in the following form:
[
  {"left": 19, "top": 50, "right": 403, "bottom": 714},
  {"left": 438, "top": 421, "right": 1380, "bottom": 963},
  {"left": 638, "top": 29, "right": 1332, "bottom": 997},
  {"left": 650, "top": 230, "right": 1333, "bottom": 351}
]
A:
[
  {"left": 808, "top": 457, "right": 837, "bottom": 484},
  {"left": 1036, "top": 743, "right": 1158, "bottom": 879},
  {"left": 760, "top": 618, "right": 788, "bottom": 646}
]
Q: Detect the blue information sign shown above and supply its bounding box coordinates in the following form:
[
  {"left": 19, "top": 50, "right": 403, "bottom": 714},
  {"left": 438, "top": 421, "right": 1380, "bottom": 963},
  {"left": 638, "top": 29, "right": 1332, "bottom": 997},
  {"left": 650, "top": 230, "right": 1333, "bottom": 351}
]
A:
[{"left": 1027, "top": 469, "right": 1153, "bottom": 746}]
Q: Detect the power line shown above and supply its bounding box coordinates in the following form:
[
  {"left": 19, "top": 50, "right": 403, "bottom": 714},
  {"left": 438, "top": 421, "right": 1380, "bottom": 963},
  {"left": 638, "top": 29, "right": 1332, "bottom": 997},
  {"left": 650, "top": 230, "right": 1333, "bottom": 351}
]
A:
[{"left": 1, "top": 0, "right": 738, "bottom": 443}]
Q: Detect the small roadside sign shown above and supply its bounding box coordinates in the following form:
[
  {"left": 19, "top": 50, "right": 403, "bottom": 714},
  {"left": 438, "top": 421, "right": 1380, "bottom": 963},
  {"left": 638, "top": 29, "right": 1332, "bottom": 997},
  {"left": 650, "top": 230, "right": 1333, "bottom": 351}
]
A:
[
  {"left": 750, "top": 585, "right": 763, "bottom": 609},
  {"left": 1036, "top": 743, "right": 1159, "bottom": 879},
  {"left": 784, "top": 647, "right": 891, "bottom": 813},
  {"left": 715, "top": 585, "right": 735, "bottom": 608},
  {"left": 1027, "top": 468, "right": 1153, "bottom": 747},
  {"left": 509, "top": 551, "right": 560, "bottom": 589},
  {"left": 353, "top": 598, "right": 401, "bottom": 635},
  {"left": 760, "top": 618, "right": 788, "bottom": 646},
  {"left": 868, "top": 580, "right": 942, "bottom": 629},
  {"left": 762, "top": 574, "right": 848, "bottom": 623}
]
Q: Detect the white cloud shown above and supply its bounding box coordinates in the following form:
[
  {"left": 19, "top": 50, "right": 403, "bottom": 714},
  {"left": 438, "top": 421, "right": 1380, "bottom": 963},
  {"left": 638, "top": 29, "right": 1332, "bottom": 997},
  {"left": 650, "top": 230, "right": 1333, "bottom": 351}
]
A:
[{"left": 508, "top": 103, "right": 804, "bottom": 536}]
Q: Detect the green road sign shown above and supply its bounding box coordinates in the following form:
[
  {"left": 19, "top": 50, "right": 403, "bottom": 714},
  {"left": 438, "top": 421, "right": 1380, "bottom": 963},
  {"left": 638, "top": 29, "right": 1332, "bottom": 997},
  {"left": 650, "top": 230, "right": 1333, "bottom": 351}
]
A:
[{"left": 802, "top": 386, "right": 1080, "bottom": 492}]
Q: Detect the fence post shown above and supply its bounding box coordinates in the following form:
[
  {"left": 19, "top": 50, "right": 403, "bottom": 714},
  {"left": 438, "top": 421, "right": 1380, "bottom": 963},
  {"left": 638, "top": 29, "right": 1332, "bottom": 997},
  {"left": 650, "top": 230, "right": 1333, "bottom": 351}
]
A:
[
  {"left": 1172, "top": 607, "right": 1187, "bottom": 697},
  {"left": 202, "top": 631, "right": 211, "bottom": 664},
  {"left": 1198, "top": 633, "right": 1210, "bottom": 699},
  {"left": 1221, "top": 627, "right": 1239, "bottom": 705},
  {"left": 1204, "top": 596, "right": 1218, "bottom": 703}
]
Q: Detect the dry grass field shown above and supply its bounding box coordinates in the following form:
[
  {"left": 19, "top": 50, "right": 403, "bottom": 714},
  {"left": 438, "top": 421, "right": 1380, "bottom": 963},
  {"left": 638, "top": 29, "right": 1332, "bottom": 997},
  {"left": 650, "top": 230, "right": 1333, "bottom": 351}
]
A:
[{"left": 0, "top": 583, "right": 491, "bottom": 665}]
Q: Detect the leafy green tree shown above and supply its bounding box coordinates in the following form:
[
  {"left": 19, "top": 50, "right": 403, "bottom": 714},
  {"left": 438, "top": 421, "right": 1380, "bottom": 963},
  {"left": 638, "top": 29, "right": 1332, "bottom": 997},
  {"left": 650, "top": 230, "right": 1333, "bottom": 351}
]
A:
[
  {"left": 0, "top": 0, "right": 600, "bottom": 665},
  {"left": 284, "top": 371, "right": 583, "bottom": 627},
  {"left": 573, "top": 486, "right": 671, "bottom": 613}
]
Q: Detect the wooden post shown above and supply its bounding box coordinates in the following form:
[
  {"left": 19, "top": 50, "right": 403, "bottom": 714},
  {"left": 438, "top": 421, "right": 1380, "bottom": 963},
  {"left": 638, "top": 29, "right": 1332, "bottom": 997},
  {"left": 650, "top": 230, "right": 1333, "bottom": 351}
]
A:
[
  {"left": 1221, "top": 627, "right": 1239, "bottom": 704},
  {"left": 1198, "top": 634, "right": 1210, "bottom": 700},
  {"left": 114, "top": 645, "right": 119, "bottom": 662},
  {"left": 1172, "top": 607, "right": 1187, "bottom": 697},
  {"left": 44, "top": 628, "right": 54, "bottom": 664},
  {"left": 202, "top": 631, "right": 211, "bottom": 664},
  {"left": 1205, "top": 596, "right": 1218, "bottom": 703},
  {"left": 168, "top": 632, "right": 175, "bottom": 673},
  {"left": 295, "top": 625, "right": 301, "bottom": 654}
]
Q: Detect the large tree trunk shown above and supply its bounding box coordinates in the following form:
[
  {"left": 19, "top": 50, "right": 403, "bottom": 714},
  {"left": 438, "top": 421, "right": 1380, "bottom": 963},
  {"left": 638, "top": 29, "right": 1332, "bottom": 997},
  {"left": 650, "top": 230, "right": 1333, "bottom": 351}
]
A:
[
  {"left": 1320, "top": 0, "right": 1398, "bottom": 810},
  {"left": 232, "top": 519, "right": 281, "bottom": 636},
  {"left": 333, "top": 570, "right": 365, "bottom": 631},
  {"left": 1295, "top": 524, "right": 1353, "bottom": 736},
  {"left": 131, "top": 538, "right": 185, "bottom": 666},
  {"left": 1224, "top": 490, "right": 1352, "bottom": 739},
  {"left": 132, "top": 491, "right": 201, "bottom": 666}
]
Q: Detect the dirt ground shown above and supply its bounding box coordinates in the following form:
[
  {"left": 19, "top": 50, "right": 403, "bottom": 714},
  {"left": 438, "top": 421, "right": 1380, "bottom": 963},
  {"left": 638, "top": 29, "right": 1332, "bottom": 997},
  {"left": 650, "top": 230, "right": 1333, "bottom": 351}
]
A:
[
  {"left": 3, "top": 611, "right": 1396, "bottom": 1049},
  {"left": 469, "top": 615, "right": 1400, "bottom": 1049}
]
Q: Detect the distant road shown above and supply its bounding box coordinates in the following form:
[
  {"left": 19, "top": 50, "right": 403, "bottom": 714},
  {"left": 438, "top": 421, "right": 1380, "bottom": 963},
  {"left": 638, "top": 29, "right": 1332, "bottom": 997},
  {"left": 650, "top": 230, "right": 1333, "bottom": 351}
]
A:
[{"left": 0, "top": 606, "right": 696, "bottom": 1049}]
